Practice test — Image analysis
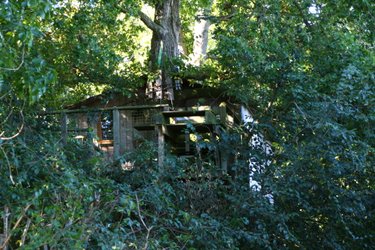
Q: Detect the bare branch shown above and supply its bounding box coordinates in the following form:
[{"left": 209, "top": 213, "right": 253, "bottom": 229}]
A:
[
  {"left": 117, "top": 5, "right": 165, "bottom": 36},
  {"left": 0, "top": 147, "right": 15, "bottom": 184},
  {"left": 0, "top": 110, "right": 24, "bottom": 141},
  {"left": 138, "top": 11, "right": 165, "bottom": 36},
  {"left": 1, "top": 204, "right": 31, "bottom": 249},
  {"left": 21, "top": 218, "right": 31, "bottom": 246},
  {"left": 0, "top": 105, "right": 13, "bottom": 127},
  {"left": 293, "top": 102, "right": 316, "bottom": 134},
  {"left": 135, "top": 194, "right": 154, "bottom": 250},
  {"left": 2, "top": 206, "right": 10, "bottom": 250},
  {"left": 196, "top": 12, "right": 236, "bottom": 22}
]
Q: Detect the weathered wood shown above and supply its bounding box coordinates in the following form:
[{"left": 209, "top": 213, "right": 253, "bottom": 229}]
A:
[
  {"left": 204, "top": 110, "right": 218, "bottom": 124},
  {"left": 162, "top": 110, "right": 218, "bottom": 125},
  {"left": 157, "top": 106, "right": 169, "bottom": 166},
  {"left": 97, "top": 140, "right": 113, "bottom": 146},
  {"left": 219, "top": 103, "right": 227, "bottom": 125},
  {"left": 157, "top": 125, "right": 165, "bottom": 167},
  {"left": 113, "top": 109, "right": 120, "bottom": 158},
  {"left": 191, "top": 2, "right": 212, "bottom": 66},
  {"left": 214, "top": 125, "right": 228, "bottom": 173},
  {"left": 42, "top": 104, "right": 169, "bottom": 115},
  {"left": 213, "top": 125, "right": 221, "bottom": 169},
  {"left": 120, "top": 110, "right": 134, "bottom": 154},
  {"left": 162, "top": 110, "right": 206, "bottom": 118},
  {"left": 61, "top": 112, "right": 67, "bottom": 145},
  {"left": 141, "top": 0, "right": 181, "bottom": 101},
  {"left": 185, "top": 130, "right": 190, "bottom": 153},
  {"left": 220, "top": 150, "right": 228, "bottom": 174},
  {"left": 96, "top": 114, "right": 103, "bottom": 140}
]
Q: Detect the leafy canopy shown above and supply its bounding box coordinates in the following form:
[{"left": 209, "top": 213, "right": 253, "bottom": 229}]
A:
[{"left": 0, "top": 0, "right": 374, "bottom": 249}]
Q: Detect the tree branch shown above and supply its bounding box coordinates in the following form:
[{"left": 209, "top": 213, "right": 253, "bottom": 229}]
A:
[
  {"left": 0, "top": 47, "right": 25, "bottom": 72},
  {"left": 138, "top": 11, "right": 165, "bottom": 36},
  {"left": 0, "top": 110, "right": 24, "bottom": 141},
  {"left": 1, "top": 204, "right": 31, "bottom": 249},
  {"left": 135, "top": 194, "right": 154, "bottom": 250},
  {"left": 21, "top": 218, "right": 31, "bottom": 246},
  {"left": 0, "top": 147, "right": 15, "bottom": 185},
  {"left": 196, "top": 12, "right": 236, "bottom": 22}
]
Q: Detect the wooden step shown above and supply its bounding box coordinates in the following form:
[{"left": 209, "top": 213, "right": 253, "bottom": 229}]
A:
[
  {"left": 162, "top": 110, "right": 206, "bottom": 117},
  {"left": 162, "top": 110, "right": 219, "bottom": 125}
]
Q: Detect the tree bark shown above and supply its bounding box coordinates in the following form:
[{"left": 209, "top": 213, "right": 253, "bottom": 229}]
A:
[
  {"left": 139, "top": 0, "right": 181, "bottom": 101},
  {"left": 144, "top": 3, "right": 163, "bottom": 99},
  {"left": 191, "top": 3, "right": 212, "bottom": 66}
]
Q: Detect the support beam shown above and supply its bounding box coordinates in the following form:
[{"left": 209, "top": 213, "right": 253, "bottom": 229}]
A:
[
  {"left": 212, "top": 125, "right": 221, "bottom": 170},
  {"left": 61, "top": 112, "right": 67, "bottom": 145},
  {"left": 120, "top": 110, "right": 134, "bottom": 154},
  {"left": 157, "top": 106, "right": 169, "bottom": 166},
  {"left": 220, "top": 151, "right": 228, "bottom": 174},
  {"left": 157, "top": 125, "right": 165, "bottom": 167},
  {"left": 41, "top": 104, "right": 169, "bottom": 115},
  {"left": 219, "top": 103, "right": 227, "bottom": 125},
  {"left": 214, "top": 125, "right": 228, "bottom": 173},
  {"left": 113, "top": 109, "right": 120, "bottom": 159},
  {"left": 185, "top": 130, "right": 190, "bottom": 153}
]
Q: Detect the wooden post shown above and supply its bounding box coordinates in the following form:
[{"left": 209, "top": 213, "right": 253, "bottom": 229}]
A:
[
  {"left": 157, "top": 125, "right": 165, "bottom": 167},
  {"left": 120, "top": 110, "right": 134, "bottom": 154},
  {"left": 215, "top": 125, "right": 228, "bottom": 173},
  {"left": 157, "top": 106, "right": 169, "bottom": 166},
  {"left": 61, "top": 112, "right": 67, "bottom": 145},
  {"left": 212, "top": 125, "right": 221, "bottom": 168},
  {"left": 113, "top": 109, "right": 120, "bottom": 159},
  {"left": 220, "top": 151, "right": 228, "bottom": 174},
  {"left": 219, "top": 103, "right": 227, "bottom": 126},
  {"left": 185, "top": 130, "right": 190, "bottom": 154}
]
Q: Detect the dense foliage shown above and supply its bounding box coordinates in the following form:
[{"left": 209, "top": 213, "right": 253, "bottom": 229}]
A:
[{"left": 1, "top": 0, "right": 374, "bottom": 249}]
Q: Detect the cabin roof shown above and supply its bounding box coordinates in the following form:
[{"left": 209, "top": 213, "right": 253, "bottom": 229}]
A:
[
  {"left": 66, "top": 84, "right": 238, "bottom": 113},
  {"left": 67, "top": 90, "right": 161, "bottom": 110}
]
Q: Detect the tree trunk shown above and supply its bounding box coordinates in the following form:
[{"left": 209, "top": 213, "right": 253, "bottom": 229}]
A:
[
  {"left": 191, "top": 4, "right": 212, "bottom": 66},
  {"left": 149, "top": 2, "right": 163, "bottom": 71},
  {"left": 146, "top": 3, "right": 163, "bottom": 99},
  {"left": 162, "top": 0, "right": 180, "bottom": 101},
  {"left": 140, "top": 0, "right": 180, "bottom": 101}
]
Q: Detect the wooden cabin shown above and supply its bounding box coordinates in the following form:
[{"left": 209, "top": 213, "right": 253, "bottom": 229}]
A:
[{"left": 58, "top": 85, "right": 242, "bottom": 168}]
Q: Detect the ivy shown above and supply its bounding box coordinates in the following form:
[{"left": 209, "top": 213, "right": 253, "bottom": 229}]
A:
[{"left": 0, "top": 0, "right": 374, "bottom": 249}]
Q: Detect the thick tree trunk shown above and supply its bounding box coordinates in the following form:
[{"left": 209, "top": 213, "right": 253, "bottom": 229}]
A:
[
  {"left": 191, "top": 4, "right": 212, "bottom": 66},
  {"left": 160, "top": 0, "right": 180, "bottom": 101},
  {"left": 140, "top": 0, "right": 180, "bottom": 101},
  {"left": 149, "top": 2, "right": 163, "bottom": 71},
  {"left": 147, "top": 3, "right": 163, "bottom": 99}
]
